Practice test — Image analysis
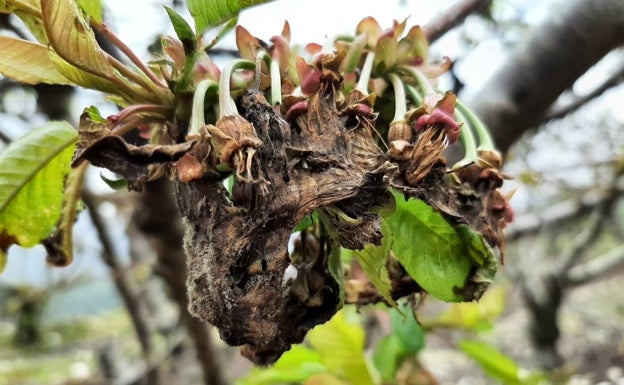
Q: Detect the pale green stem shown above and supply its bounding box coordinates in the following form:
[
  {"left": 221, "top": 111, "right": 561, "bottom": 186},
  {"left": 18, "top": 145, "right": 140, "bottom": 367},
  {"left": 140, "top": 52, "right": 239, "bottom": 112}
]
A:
[
  {"left": 455, "top": 99, "right": 495, "bottom": 151},
  {"left": 270, "top": 60, "right": 282, "bottom": 105},
  {"left": 189, "top": 79, "right": 217, "bottom": 136},
  {"left": 401, "top": 65, "right": 435, "bottom": 96},
  {"left": 218, "top": 59, "right": 255, "bottom": 118},
  {"left": 114, "top": 103, "right": 169, "bottom": 124},
  {"left": 405, "top": 84, "right": 423, "bottom": 105},
  {"left": 356, "top": 51, "right": 375, "bottom": 94},
  {"left": 454, "top": 107, "right": 478, "bottom": 167},
  {"left": 388, "top": 73, "right": 407, "bottom": 122}
]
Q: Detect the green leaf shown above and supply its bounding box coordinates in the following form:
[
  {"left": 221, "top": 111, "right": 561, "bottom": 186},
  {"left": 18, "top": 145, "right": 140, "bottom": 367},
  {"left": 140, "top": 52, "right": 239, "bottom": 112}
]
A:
[
  {"left": 373, "top": 304, "right": 425, "bottom": 381},
  {"left": 164, "top": 6, "right": 196, "bottom": 53},
  {"left": 41, "top": 0, "right": 114, "bottom": 79},
  {"left": 43, "top": 162, "right": 87, "bottom": 267},
  {"left": 458, "top": 340, "right": 522, "bottom": 385},
  {"left": 75, "top": 0, "right": 102, "bottom": 24},
  {"left": 0, "top": 36, "right": 72, "bottom": 85},
  {"left": 390, "top": 304, "right": 424, "bottom": 355},
  {"left": 100, "top": 173, "right": 128, "bottom": 190},
  {"left": 186, "top": 0, "right": 274, "bottom": 34},
  {"left": 236, "top": 345, "right": 326, "bottom": 385},
  {"left": 386, "top": 192, "right": 472, "bottom": 302},
  {"left": 294, "top": 211, "right": 317, "bottom": 232},
  {"left": 373, "top": 334, "right": 405, "bottom": 381},
  {"left": 421, "top": 285, "right": 506, "bottom": 332},
  {"left": 307, "top": 309, "right": 375, "bottom": 385},
  {"left": 327, "top": 239, "right": 345, "bottom": 307},
  {"left": 48, "top": 51, "right": 126, "bottom": 96},
  {"left": 350, "top": 219, "right": 396, "bottom": 306},
  {"left": 1, "top": 1, "right": 49, "bottom": 43},
  {"left": 0, "top": 121, "right": 77, "bottom": 258},
  {"left": 84, "top": 105, "right": 107, "bottom": 123},
  {"left": 0, "top": 250, "right": 6, "bottom": 273}
]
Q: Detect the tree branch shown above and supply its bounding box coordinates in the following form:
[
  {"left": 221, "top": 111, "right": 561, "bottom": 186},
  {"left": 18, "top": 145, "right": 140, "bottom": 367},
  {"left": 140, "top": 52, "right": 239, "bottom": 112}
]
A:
[
  {"left": 545, "top": 64, "right": 624, "bottom": 122},
  {"left": 469, "top": 0, "right": 624, "bottom": 153},
  {"left": 564, "top": 243, "right": 624, "bottom": 286},
  {"left": 423, "top": 0, "right": 493, "bottom": 44},
  {"left": 507, "top": 185, "right": 624, "bottom": 241},
  {"left": 82, "top": 190, "right": 157, "bottom": 363}
]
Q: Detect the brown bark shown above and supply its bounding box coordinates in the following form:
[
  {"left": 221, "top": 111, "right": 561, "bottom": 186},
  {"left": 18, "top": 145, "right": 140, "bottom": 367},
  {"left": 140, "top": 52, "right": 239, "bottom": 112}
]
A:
[{"left": 469, "top": 0, "right": 624, "bottom": 153}]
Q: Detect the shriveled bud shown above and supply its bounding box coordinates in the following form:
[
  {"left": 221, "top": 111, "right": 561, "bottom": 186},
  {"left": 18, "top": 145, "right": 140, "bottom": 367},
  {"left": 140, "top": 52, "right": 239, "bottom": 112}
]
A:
[{"left": 207, "top": 115, "right": 262, "bottom": 166}]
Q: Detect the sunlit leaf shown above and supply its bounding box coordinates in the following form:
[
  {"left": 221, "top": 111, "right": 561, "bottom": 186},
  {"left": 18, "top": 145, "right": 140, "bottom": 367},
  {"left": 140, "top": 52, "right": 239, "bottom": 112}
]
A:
[
  {"left": 0, "top": 36, "right": 72, "bottom": 85},
  {"left": 48, "top": 51, "right": 126, "bottom": 96},
  {"left": 294, "top": 211, "right": 317, "bottom": 231},
  {"left": 386, "top": 192, "right": 472, "bottom": 302},
  {"left": 0, "top": 250, "right": 6, "bottom": 273},
  {"left": 421, "top": 285, "right": 507, "bottom": 332},
  {"left": 41, "top": 0, "right": 114, "bottom": 79},
  {"left": 350, "top": 219, "right": 396, "bottom": 306},
  {"left": 304, "top": 373, "right": 349, "bottom": 385},
  {"left": 75, "top": 0, "right": 102, "bottom": 23},
  {"left": 236, "top": 345, "right": 326, "bottom": 385},
  {"left": 186, "top": 0, "right": 274, "bottom": 34},
  {"left": 459, "top": 340, "right": 522, "bottom": 385},
  {"left": 1, "top": 0, "right": 41, "bottom": 16},
  {"left": 164, "top": 6, "right": 196, "bottom": 53},
  {"left": 0, "top": 121, "right": 77, "bottom": 265},
  {"left": 307, "top": 309, "right": 375, "bottom": 385}
]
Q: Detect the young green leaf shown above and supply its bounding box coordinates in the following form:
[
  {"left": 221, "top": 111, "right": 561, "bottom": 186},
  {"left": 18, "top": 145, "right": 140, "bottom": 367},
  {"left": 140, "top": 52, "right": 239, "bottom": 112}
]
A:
[
  {"left": 386, "top": 192, "right": 472, "bottom": 302},
  {"left": 350, "top": 219, "right": 396, "bottom": 306},
  {"left": 390, "top": 303, "right": 425, "bottom": 355},
  {"left": 100, "top": 173, "right": 128, "bottom": 190},
  {"left": 458, "top": 340, "right": 522, "bottom": 385},
  {"left": 48, "top": 52, "right": 131, "bottom": 98},
  {"left": 186, "top": 0, "right": 273, "bottom": 34},
  {"left": 41, "top": 0, "right": 114, "bottom": 79},
  {"left": 0, "top": 250, "right": 6, "bottom": 273},
  {"left": 307, "top": 309, "right": 375, "bottom": 385},
  {"left": 0, "top": 36, "right": 72, "bottom": 85},
  {"left": 164, "top": 6, "right": 196, "bottom": 53},
  {"left": 236, "top": 345, "right": 327, "bottom": 385},
  {"left": 373, "top": 334, "right": 406, "bottom": 381},
  {"left": 0, "top": 121, "right": 77, "bottom": 266},
  {"left": 75, "top": 0, "right": 103, "bottom": 24}
]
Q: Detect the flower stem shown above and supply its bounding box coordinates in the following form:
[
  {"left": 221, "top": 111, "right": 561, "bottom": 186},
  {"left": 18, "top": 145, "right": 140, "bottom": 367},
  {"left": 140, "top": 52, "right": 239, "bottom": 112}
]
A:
[
  {"left": 189, "top": 79, "right": 217, "bottom": 136},
  {"left": 388, "top": 73, "right": 407, "bottom": 122},
  {"left": 270, "top": 60, "right": 282, "bottom": 106},
  {"left": 455, "top": 99, "right": 495, "bottom": 151},
  {"left": 356, "top": 51, "right": 375, "bottom": 94},
  {"left": 401, "top": 65, "right": 435, "bottom": 95},
  {"left": 453, "top": 107, "right": 478, "bottom": 167},
  {"left": 219, "top": 59, "right": 255, "bottom": 118}
]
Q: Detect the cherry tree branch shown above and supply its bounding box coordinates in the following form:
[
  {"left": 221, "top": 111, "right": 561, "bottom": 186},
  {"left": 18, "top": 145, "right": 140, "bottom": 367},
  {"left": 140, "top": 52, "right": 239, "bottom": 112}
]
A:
[
  {"left": 545, "top": 64, "right": 624, "bottom": 122},
  {"left": 423, "top": 0, "right": 493, "bottom": 44}
]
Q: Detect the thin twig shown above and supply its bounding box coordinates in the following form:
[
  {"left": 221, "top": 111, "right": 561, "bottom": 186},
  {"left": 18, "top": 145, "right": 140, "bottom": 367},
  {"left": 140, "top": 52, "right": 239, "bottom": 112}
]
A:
[
  {"left": 82, "top": 190, "right": 156, "bottom": 357},
  {"left": 423, "top": 0, "right": 493, "bottom": 44}
]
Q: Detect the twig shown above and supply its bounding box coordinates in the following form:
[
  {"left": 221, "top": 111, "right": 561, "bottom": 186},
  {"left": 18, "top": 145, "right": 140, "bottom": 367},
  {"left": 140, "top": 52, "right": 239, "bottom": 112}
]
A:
[
  {"left": 423, "top": 0, "right": 493, "bottom": 44},
  {"left": 82, "top": 190, "right": 156, "bottom": 358},
  {"left": 564, "top": 243, "right": 624, "bottom": 286},
  {"left": 507, "top": 186, "right": 624, "bottom": 241},
  {"left": 557, "top": 197, "right": 614, "bottom": 274},
  {"left": 545, "top": 65, "right": 624, "bottom": 122}
]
